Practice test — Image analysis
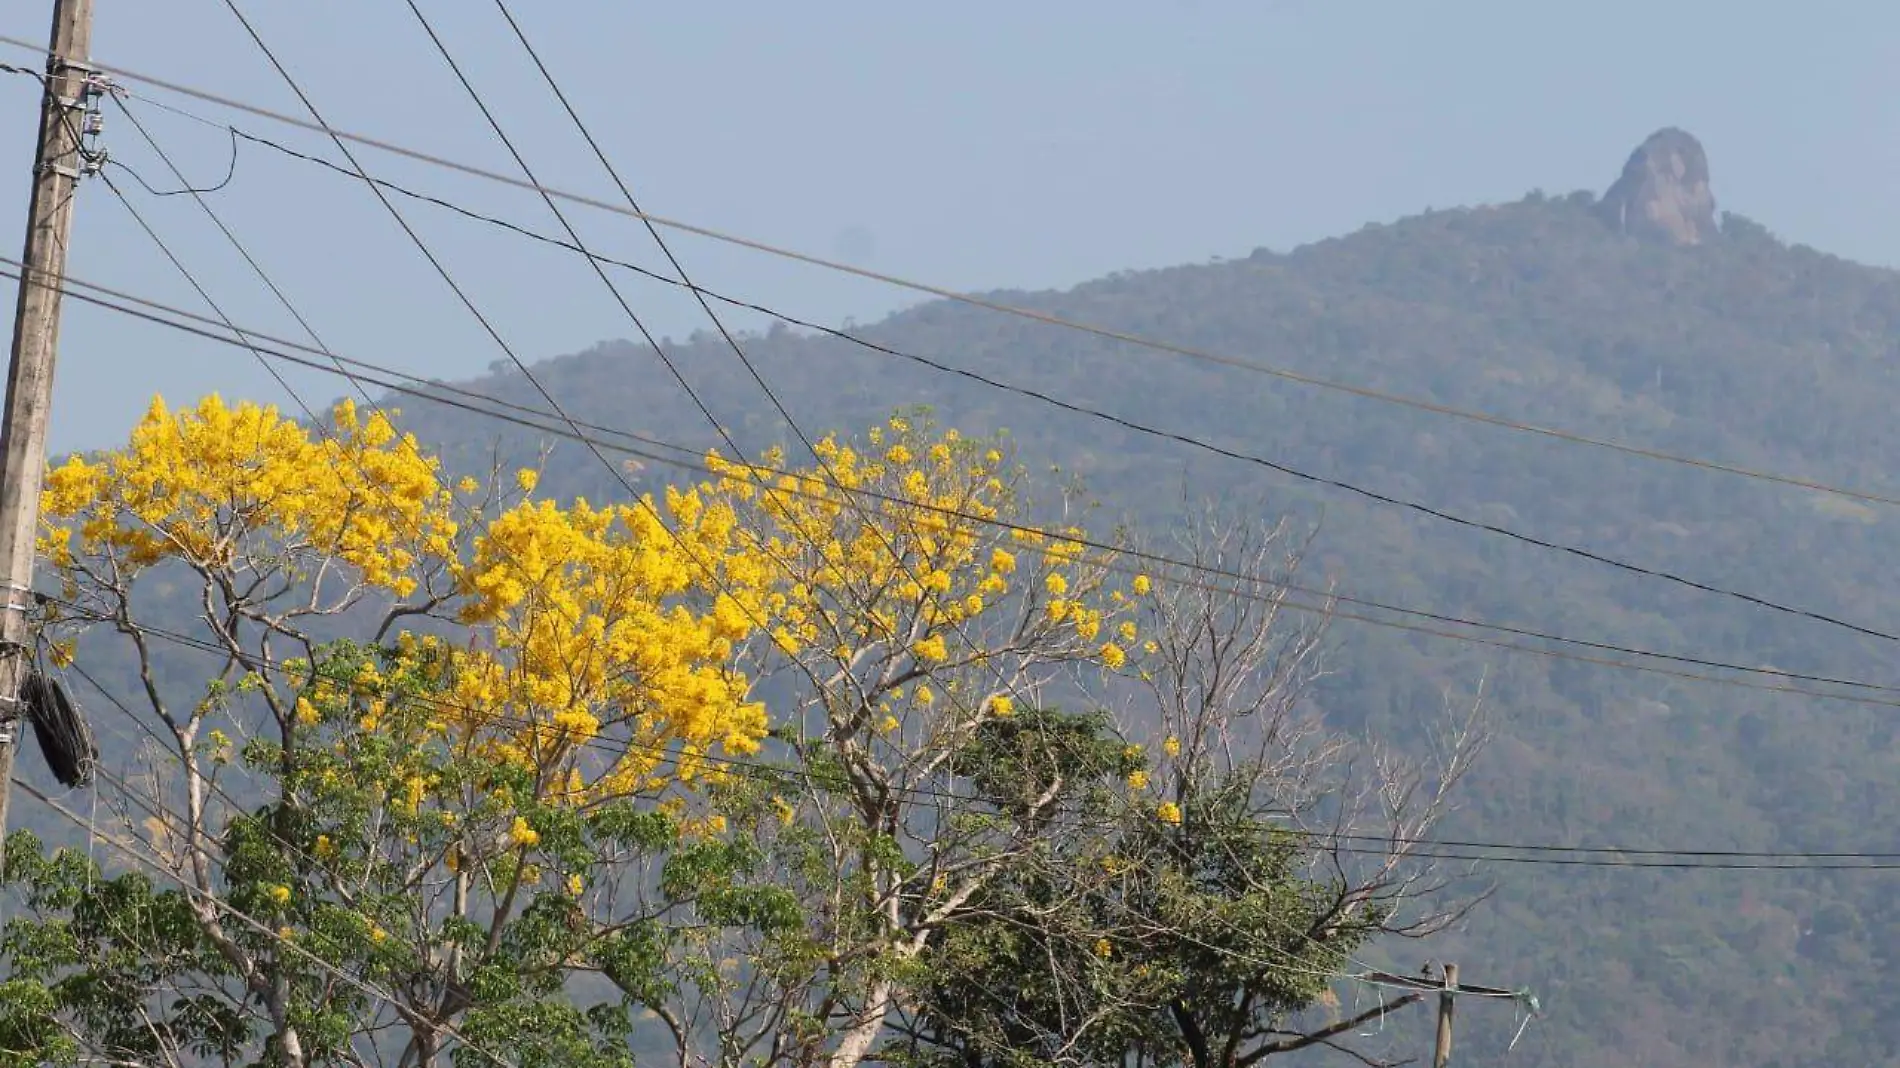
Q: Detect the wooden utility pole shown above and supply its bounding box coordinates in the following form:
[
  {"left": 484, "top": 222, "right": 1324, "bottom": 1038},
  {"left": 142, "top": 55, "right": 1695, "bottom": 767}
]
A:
[
  {"left": 0, "top": 0, "right": 96, "bottom": 877},
  {"left": 1432, "top": 962, "right": 1458, "bottom": 1068}
]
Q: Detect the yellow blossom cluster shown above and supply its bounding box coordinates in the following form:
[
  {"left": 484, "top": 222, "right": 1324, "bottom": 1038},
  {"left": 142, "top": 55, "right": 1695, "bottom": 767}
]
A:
[
  {"left": 704, "top": 414, "right": 1152, "bottom": 727},
  {"left": 445, "top": 484, "right": 770, "bottom": 797},
  {"left": 44, "top": 394, "right": 775, "bottom": 808},
  {"left": 40, "top": 396, "right": 455, "bottom": 596}
]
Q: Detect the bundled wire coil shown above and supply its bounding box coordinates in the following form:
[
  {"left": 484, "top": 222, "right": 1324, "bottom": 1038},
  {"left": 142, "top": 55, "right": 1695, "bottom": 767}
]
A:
[{"left": 24, "top": 669, "right": 96, "bottom": 788}]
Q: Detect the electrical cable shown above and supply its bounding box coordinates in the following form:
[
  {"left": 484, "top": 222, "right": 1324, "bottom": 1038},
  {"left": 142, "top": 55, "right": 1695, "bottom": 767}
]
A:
[
  {"left": 105, "top": 125, "right": 238, "bottom": 196},
  {"left": 19, "top": 262, "right": 1900, "bottom": 705},
  {"left": 1, "top": 29, "right": 1892, "bottom": 518},
  {"left": 4, "top": 31, "right": 1894, "bottom": 644},
  {"left": 217, "top": 135, "right": 1900, "bottom": 647}
]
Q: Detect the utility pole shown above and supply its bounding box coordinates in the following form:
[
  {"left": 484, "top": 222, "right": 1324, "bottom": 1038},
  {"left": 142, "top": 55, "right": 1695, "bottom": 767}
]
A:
[
  {"left": 0, "top": 0, "right": 96, "bottom": 878},
  {"left": 1365, "top": 962, "right": 1532, "bottom": 1065},
  {"left": 1432, "top": 962, "right": 1458, "bottom": 1068}
]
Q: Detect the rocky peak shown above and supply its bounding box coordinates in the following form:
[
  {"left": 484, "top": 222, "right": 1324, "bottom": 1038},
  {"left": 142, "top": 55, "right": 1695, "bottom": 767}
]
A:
[{"left": 1597, "top": 128, "right": 1717, "bottom": 246}]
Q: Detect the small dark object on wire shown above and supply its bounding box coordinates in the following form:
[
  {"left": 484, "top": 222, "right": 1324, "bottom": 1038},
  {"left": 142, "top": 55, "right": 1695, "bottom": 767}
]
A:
[{"left": 24, "top": 669, "right": 96, "bottom": 788}]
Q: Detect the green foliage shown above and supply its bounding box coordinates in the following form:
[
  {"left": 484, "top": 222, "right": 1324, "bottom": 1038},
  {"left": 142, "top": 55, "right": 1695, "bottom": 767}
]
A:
[
  {"left": 0, "top": 638, "right": 713, "bottom": 1064},
  {"left": 902, "top": 717, "right": 1388, "bottom": 1067},
  {"left": 355, "top": 191, "right": 1900, "bottom": 1066}
]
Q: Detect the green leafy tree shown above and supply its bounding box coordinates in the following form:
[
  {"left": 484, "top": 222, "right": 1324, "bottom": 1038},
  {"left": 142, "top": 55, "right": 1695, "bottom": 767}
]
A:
[{"left": 884, "top": 517, "right": 1487, "bottom": 1068}]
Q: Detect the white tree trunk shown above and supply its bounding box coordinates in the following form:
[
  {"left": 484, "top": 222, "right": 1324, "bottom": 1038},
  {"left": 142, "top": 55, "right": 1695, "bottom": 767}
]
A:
[{"left": 826, "top": 977, "right": 896, "bottom": 1068}]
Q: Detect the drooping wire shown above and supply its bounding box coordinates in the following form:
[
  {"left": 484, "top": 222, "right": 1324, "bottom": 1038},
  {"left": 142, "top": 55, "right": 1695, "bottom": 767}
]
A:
[
  {"left": 3, "top": 30, "right": 1894, "bottom": 646},
  {"left": 1, "top": 31, "right": 1892, "bottom": 520},
  {"left": 105, "top": 125, "right": 239, "bottom": 197},
  {"left": 17, "top": 259, "right": 1900, "bottom": 706}
]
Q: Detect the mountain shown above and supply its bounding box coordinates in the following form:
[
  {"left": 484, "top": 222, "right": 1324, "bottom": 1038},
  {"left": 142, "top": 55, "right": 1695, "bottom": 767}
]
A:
[{"left": 31, "top": 128, "right": 1900, "bottom": 1065}]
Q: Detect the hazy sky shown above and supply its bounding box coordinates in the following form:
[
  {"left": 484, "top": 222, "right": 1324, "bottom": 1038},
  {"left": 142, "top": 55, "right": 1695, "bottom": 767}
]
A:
[{"left": 1, "top": 2, "right": 1895, "bottom": 452}]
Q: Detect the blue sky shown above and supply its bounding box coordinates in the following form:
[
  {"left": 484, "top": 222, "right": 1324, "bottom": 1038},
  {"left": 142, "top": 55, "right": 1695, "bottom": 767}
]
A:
[{"left": 2, "top": 2, "right": 1896, "bottom": 452}]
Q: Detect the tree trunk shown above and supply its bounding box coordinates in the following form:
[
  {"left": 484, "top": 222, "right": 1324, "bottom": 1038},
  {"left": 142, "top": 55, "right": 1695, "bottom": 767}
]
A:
[{"left": 827, "top": 977, "right": 897, "bottom": 1068}]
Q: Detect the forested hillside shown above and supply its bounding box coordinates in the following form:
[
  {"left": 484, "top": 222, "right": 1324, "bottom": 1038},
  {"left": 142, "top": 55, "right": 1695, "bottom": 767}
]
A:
[{"left": 363, "top": 184, "right": 1900, "bottom": 1067}]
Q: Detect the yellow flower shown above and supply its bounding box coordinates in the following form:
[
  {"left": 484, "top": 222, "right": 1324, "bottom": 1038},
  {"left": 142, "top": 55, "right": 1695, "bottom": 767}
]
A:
[
  {"left": 1118, "top": 620, "right": 1138, "bottom": 642},
  {"left": 313, "top": 834, "right": 336, "bottom": 859},
  {"left": 1100, "top": 642, "right": 1127, "bottom": 670},
  {"left": 911, "top": 634, "right": 948, "bottom": 663},
  {"left": 369, "top": 925, "right": 388, "bottom": 945},
  {"left": 457, "top": 476, "right": 481, "bottom": 495},
  {"left": 1156, "top": 801, "right": 1182, "bottom": 825},
  {"left": 1045, "top": 572, "right": 1068, "bottom": 596},
  {"left": 881, "top": 714, "right": 900, "bottom": 733},
  {"left": 990, "top": 548, "right": 1017, "bottom": 574},
  {"left": 568, "top": 873, "right": 586, "bottom": 896},
  {"left": 915, "top": 684, "right": 935, "bottom": 706},
  {"left": 772, "top": 796, "right": 796, "bottom": 826},
  {"left": 1126, "top": 769, "right": 1150, "bottom": 790},
  {"left": 510, "top": 815, "right": 541, "bottom": 849},
  {"left": 1123, "top": 744, "right": 1144, "bottom": 761},
  {"left": 1162, "top": 735, "right": 1181, "bottom": 757},
  {"left": 1093, "top": 938, "right": 1114, "bottom": 959},
  {"left": 265, "top": 884, "right": 291, "bottom": 906},
  {"left": 515, "top": 467, "right": 539, "bottom": 493},
  {"left": 1131, "top": 574, "right": 1152, "bottom": 596},
  {"left": 885, "top": 444, "right": 913, "bottom": 465},
  {"left": 988, "top": 695, "right": 1015, "bottom": 718}
]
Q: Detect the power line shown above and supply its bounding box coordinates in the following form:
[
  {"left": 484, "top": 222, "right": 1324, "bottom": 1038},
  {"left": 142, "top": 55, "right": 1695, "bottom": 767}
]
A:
[
  {"left": 392, "top": 1, "right": 747, "bottom": 471},
  {"left": 5, "top": 25, "right": 1895, "bottom": 647},
  {"left": 137, "top": 130, "right": 1900, "bottom": 648},
  {"left": 46, "top": 594, "right": 1900, "bottom": 870},
  {"left": 2, "top": 30, "right": 1892, "bottom": 519},
  {"left": 86, "top": 122, "right": 1900, "bottom": 699},
  {"left": 12, "top": 39, "right": 1894, "bottom": 653},
  {"left": 104, "top": 124, "right": 238, "bottom": 197},
  {"left": 482, "top": 0, "right": 795, "bottom": 457},
  {"left": 17, "top": 262, "right": 1900, "bottom": 705}
]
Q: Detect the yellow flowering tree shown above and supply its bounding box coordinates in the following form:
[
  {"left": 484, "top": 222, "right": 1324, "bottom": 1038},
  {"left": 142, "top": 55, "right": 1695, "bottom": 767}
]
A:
[
  {"left": 26, "top": 395, "right": 773, "bottom": 1066},
  {"left": 10, "top": 397, "right": 1487, "bottom": 1068},
  {"left": 681, "top": 411, "right": 1152, "bottom": 1067}
]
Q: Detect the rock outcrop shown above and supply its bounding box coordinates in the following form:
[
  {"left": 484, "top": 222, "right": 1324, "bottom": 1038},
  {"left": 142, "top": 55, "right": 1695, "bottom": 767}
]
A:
[{"left": 1597, "top": 128, "right": 1717, "bottom": 245}]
